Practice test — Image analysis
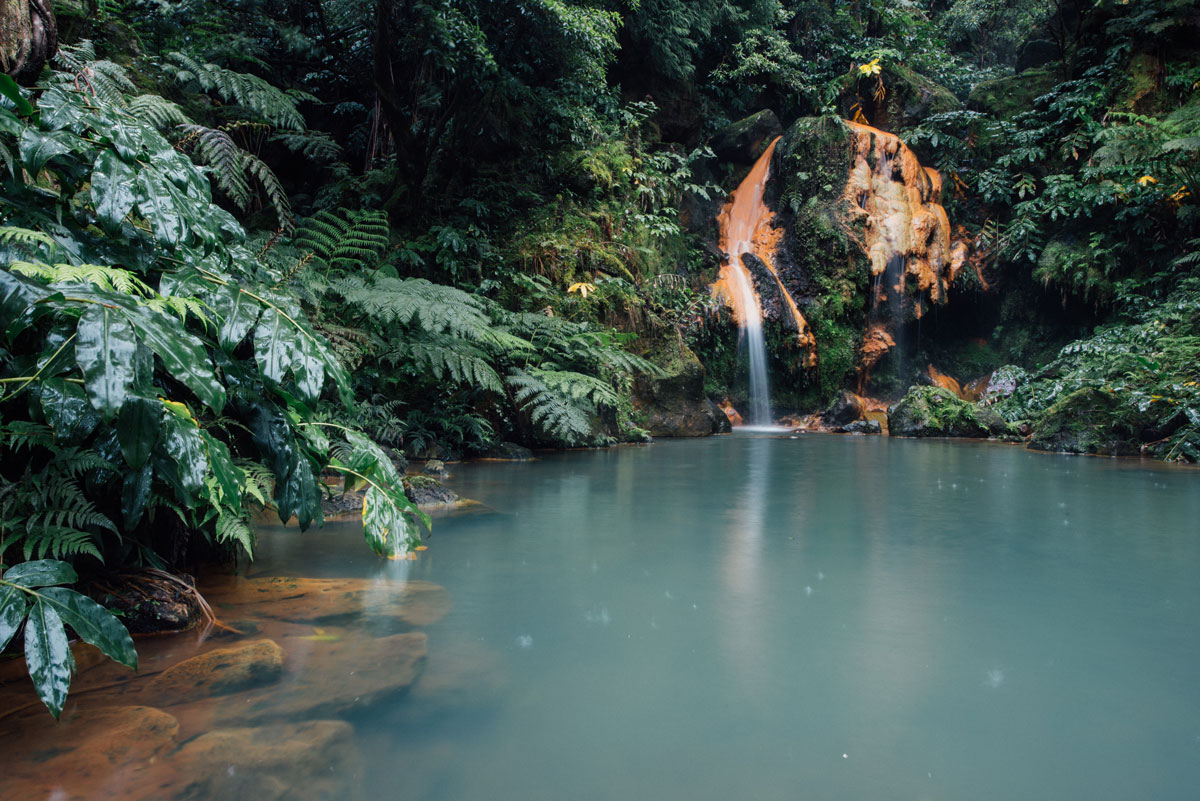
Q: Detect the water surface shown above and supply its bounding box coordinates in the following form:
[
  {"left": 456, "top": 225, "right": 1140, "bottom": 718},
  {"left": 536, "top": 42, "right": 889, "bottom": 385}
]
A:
[{"left": 259, "top": 433, "right": 1200, "bottom": 801}]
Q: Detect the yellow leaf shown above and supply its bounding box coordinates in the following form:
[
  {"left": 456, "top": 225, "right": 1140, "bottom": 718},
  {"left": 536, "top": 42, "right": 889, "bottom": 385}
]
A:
[
  {"left": 1137, "top": 175, "right": 1158, "bottom": 186},
  {"left": 858, "top": 58, "right": 881, "bottom": 76},
  {"left": 567, "top": 282, "right": 595, "bottom": 298}
]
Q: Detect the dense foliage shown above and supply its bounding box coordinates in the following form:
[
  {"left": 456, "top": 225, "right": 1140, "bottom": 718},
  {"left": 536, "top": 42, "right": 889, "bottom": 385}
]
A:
[{"left": 2, "top": 0, "right": 1199, "bottom": 715}]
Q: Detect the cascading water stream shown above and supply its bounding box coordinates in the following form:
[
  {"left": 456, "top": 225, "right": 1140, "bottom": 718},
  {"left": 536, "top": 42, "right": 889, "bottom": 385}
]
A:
[{"left": 714, "top": 138, "right": 782, "bottom": 427}]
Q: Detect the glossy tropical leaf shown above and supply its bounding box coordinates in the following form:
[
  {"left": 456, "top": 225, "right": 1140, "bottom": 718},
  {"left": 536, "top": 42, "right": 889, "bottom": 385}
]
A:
[
  {"left": 18, "top": 129, "right": 74, "bottom": 177},
  {"left": 278, "top": 455, "right": 322, "bottom": 530},
  {"left": 160, "top": 409, "right": 208, "bottom": 499},
  {"left": 113, "top": 299, "right": 225, "bottom": 414},
  {"left": 38, "top": 378, "right": 102, "bottom": 444},
  {"left": 91, "top": 151, "right": 138, "bottom": 230},
  {"left": 121, "top": 463, "right": 153, "bottom": 528},
  {"left": 24, "top": 600, "right": 73, "bottom": 718},
  {"left": 201, "top": 431, "right": 243, "bottom": 505},
  {"left": 40, "top": 587, "right": 137, "bottom": 670},
  {"left": 1, "top": 559, "right": 78, "bottom": 588},
  {"left": 0, "top": 268, "right": 52, "bottom": 340},
  {"left": 253, "top": 307, "right": 295, "bottom": 387},
  {"left": 135, "top": 169, "right": 188, "bottom": 245},
  {"left": 0, "top": 584, "right": 29, "bottom": 653},
  {"left": 0, "top": 74, "right": 34, "bottom": 116},
  {"left": 216, "top": 285, "right": 261, "bottom": 351},
  {"left": 117, "top": 396, "right": 160, "bottom": 468},
  {"left": 75, "top": 304, "right": 138, "bottom": 418}
]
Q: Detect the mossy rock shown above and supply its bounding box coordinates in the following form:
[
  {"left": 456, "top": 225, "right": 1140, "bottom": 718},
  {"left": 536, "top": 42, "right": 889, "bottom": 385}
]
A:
[
  {"left": 837, "top": 64, "right": 961, "bottom": 130},
  {"left": 1115, "top": 52, "right": 1162, "bottom": 114},
  {"left": 632, "top": 337, "right": 717, "bottom": 437},
  {"left": 967, "top": 68, "right": 1059, "bottom": 119},
  {"left": 710, "top": 109, "right": 783, "bottom": 165},
  {"left": 1027, "top": 387, "right": 1151, "bottom": 456},
  {"left": 888, "top": 386, "right": 1010, "bottom": 438}
]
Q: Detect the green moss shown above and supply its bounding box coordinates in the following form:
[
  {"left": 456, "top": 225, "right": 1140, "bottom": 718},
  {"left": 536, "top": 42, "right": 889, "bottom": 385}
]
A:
[
  {"left": 967, "top": 67, "right": 1059, "bottom": 119},
  {"left": 1028, "top": 387, "right": 1150, "bottom": 456},
  {"left": 1116, "top": 53, "right": 1161, "bottom": 113},
  {"left": 888, "top": 386, "right": 1011, "bottom": 438}
]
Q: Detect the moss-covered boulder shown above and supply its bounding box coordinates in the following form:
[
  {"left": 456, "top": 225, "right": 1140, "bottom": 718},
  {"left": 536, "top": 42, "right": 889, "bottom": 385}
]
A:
[
  {"left": 837, "top": 64, "right": 961, "bottom": 130},
  {"left": 710, "top": 109, "right": 783, "bottom": 165},
  {"left": 632, "top": 338, "right": 718, "bottom": 437},
  {"left": 968, "top": 68, "right": 1059, "bottom": 119},
  {"left": 888, "top": 386, "right": 1010, "bottom": 438},
  {"left": 1027, "top": 387, "right": 1153, "bottom": 456}
]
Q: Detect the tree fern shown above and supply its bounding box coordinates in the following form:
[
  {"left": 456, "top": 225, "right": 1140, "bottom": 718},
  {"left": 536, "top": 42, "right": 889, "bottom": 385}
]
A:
[
  {"left": 175, "top": 123, "right": 252, "bottom": 208},
  {"left": 164, "top": 52, "right": 306, "bottom": 131},
  {"left": 507, "top": 368, "right": 595, "bottom": 445},
  {"left": 385, "top": 332, "right": 504, "bottom": 393},
  {"left": 128, "top": 95, "right": 191, "bottom": 129},
  {"left": 241, "top": 152, "right": 293, "bottom": 231},
  {"left": 294, "top": 209, "right": 390, "bottom": 274},
  {"left": 0, "top": 227, "right": 60, "bottom": 260},
  {"left": 334, "top": 276, "right": 493, "bottom": 339},
  {"left": 9, "top": 261, "right": 154, "bottom": 297},
  {"left": 271, "top": 130, "right": 342, "bottom": 162}
]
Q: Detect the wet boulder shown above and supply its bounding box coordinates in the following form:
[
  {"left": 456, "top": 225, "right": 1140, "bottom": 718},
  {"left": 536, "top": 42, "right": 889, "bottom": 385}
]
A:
[
  {"left": 822, "top": 390, "right": 867, "bottom": 428},
  {"left": 841, "top": 419, "right": 881, "bottom": 435},
  {"left": 422, "top": 459, "right": 449, "bottom": 476},
  {"left": 1027, "top": 387, "right": 1150, "bottom": 456},
  {"left": 481, "top": 441, "right": 534, "bottom": 460},
  {"left": 632, "top": 340, "right": 716, "bottom": 437},
  {"left": 145, "top": 640, "right": 285, "bottom": 703},
  {"left": 710, "top": 109, "right": 783, "bottom": 165},
  {"left": 403, "top": 475, "right": 460, "bottom": 508},
  {"left": 888, "top": 386, "right": 1010, "bottom": 438}
]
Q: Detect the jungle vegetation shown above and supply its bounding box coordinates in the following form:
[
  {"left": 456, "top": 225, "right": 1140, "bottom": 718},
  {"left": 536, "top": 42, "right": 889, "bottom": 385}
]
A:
[{"left": 1, "top": 0, "right": 1198, "bottom": 713}]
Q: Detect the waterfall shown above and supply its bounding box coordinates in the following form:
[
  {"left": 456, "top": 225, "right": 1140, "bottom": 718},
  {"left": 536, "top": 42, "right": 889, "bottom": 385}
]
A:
[{"left": 714, "top": 138, "right": 782, "bottom": 427}]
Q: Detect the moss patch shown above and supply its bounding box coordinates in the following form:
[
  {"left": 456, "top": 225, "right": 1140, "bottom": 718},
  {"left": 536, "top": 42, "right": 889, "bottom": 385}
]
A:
[
  {"left": 888, "top": 386, "right": 1011, "bottom": 438},
  {"left": 1027, "top": 387, "right": 1152, "bottom": 456},
  {"left": 967, "top": 68, "right": 1059, "bottom": 119}
]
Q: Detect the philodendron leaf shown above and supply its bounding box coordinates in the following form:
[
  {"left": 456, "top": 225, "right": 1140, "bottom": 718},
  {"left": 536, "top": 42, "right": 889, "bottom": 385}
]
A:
[
  {"left": 215, "top": 285, "right": 262, "bottom": 352},
  {"left": 75, "top": 304, "right": 138, "bottom": 418},
  {"left": 40, "top": 587, "right": 137, "bottom": 670},
  {"left": 0, "top": 74, "right": 34, "bottom": 116},
  {"left": 117, "top": 396, "right": 160, "bottom": 468},
  {"left": 0, "top": 583, "right": 28, "bottom": 653},
  {"left": 91, "top": 150, "right": 138, "bottom": 230},
  {"left": 160, "top": 409, "right": 209, "bottom": 499},
  {"left": 18, "top": 128, "right": 73, "bottom": 177},
  {"left": 253, "top": 307, "right": 295, "bottom": 387},
  {"left": 24, "top": 600, "right": 74, "bottom": 718},
  {"left": 1, "top": 559, "right": 78, "bottom": 588},
  {"left": 135, "top": 169, "right": 188, "bottom": 245}
]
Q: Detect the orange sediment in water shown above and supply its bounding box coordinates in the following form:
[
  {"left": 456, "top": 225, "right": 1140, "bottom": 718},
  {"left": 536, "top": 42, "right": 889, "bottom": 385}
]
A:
[{"left": 713, "top": 138, "right": 817, "bottom": 364}]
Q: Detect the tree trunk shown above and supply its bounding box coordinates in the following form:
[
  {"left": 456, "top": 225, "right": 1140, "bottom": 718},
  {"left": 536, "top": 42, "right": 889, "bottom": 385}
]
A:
[{"left": 0, "top": 0, "right": 56, "bottom": 85}]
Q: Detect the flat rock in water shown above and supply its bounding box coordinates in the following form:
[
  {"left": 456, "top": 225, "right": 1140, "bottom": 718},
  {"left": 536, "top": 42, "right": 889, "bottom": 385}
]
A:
[
  {"left": 145, "top": 640, "right": 285, "bottom": 703},
  {"left": 173, "top": 719, "right": 363, "bottom": 801},
  {"left": 213, "top": 631, "right": 427, "bottom": 726},
  {"left": 0, "top": 705, "right": 179, "bottom": 799},
  {"left": 202, "top": 576, "right": 452, "bottom": 627},
  {"left": 405, "top": 640, "right": 507, "bottom": 717}
]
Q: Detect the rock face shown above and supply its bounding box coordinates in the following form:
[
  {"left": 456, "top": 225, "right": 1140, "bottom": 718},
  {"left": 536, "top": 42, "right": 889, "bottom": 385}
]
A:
[
  {"left": 710, "top": 109, "right": 783, "bottom": 165},
  {"left": 838, "top": 63, "right": 961, "bottom": 131},
  {"left": 968, "top": 68, "right": 1058, "bottom": 119},
  {"left": 632, "top": 339, "right": 717, "bottom": 437},
  {"left": 888, "top": 386, "right": 1010, "bottom": 438},
  {"left": 146, "top": 640, "right": 286, "bottom": 702},
  {"left": 822, "top": 390, "right": 867, "bottom": 427}
]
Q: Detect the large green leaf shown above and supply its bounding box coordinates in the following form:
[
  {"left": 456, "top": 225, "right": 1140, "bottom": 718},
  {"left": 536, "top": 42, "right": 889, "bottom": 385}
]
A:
[
  {"left": 216, "top": 286, "right": 262, "bottom": 351},
  {"left": 24, "top": 600, "right": 73, "bottom": 718},
  {"left": 135, "top": 169, "right": 188, "bottom": 245},
  {"left": 2, "top": 560, "right": 78, "bottom": 588},
  {"left": 113, "top": 300, "right": 224, "bottom": 414},
  {"left": 0, "top": 584, "right": 28, "bottom": 653},
  {"left": 253, "top": 307, "right": 295, "bottom": 387},
  {"left": 201, "top": 431, "right": 243, "bottom": 505},
  {"left": 19, "top": 129, "right": 75, "bottom": 177},
  {"left": 362, "top": 484, "right": 415, "bottom": 558},
  {"left": 75, "top": 304, "right": 138, "bottom": 418},
  {"left": 121, "top": 463, "right": 153, "bottom": 529},
  {"left": 160, "top": 409, "right": 209, "bottom": 499},
  {"left": 0, "top": 74, "right": 34, "bottom": 116},
  {"left": 40, "top": 587, "right": 137, "bottom": 670},
  {"left": 117, "top": 396, "right": 160, "bottom": 468},
  {"left": 38, "top": 378, "right": 101, "bottom": 444},
  {"left": 91, "top": 150, "right": 138, "bottom": 230},
  {"left": 0, "top": 268, "right": 52, "bottom": 340},
  {"left": 278, "top": 454, "right": 321, "bottom": 530}
]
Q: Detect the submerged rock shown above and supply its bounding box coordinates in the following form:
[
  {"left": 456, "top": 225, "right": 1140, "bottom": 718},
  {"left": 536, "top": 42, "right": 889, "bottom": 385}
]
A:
[
  {"left": 174, "top": 719, "right": 363, "bottom": 801},
  {"left": 422, "top": 459, "right": 448, "bottom": 476},
  {"left": 202, "top": 576, "right": 452, "bottom": 628},
  {"left": 888, "top": 385, "right": 1010, "bottom": 438},
  {"left": 481, "top": 441, "right": 534, "bottom": 460},
  {"left": 223, "top": 631, "right": 427, "bottom": 725},
  {"left": 841, "top": 419, "right": 881, "bottom": 435},
  {"left": 145, "top": 640, "right": 285, "bottom": 703}
]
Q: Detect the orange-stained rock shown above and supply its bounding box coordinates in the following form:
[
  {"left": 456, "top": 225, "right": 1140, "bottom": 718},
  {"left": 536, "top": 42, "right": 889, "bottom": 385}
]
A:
[
  {"left": 926, "top": 364, "right": 965, "bottom": 398},
  {"left": 718, "top": 398, "right": 744, "bottom": 427},
  {"left": 174, "top": 719, "right": 363, "bottom": 801},
  {"left": 0, "top": 705, "right": 180, "bottom": 800},
  {"left": 713, "top": 138, "right": 817, "bottom": 362},
  {"left": 202, "top": 575, "right": 451, "bottom": 628},
  {"left": 145, "top": 640, "right": 285, "bottom": 703}
]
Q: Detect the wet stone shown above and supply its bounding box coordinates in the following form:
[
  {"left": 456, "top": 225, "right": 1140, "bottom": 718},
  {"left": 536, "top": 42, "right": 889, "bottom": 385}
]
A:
[
  {"left": 173, "top": 719, "right": 363, "bottom": 801},
  {"left": 145, "top": 640, "right": 285, "bottom": 703},
  {"left": 202, "top": 576, "right": 452, "bottom": 628}
]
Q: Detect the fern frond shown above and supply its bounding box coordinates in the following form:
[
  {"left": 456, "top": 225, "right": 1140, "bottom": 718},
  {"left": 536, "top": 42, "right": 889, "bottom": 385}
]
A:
[
  {"left": 385, "top": 333, "right": 504, "bottom": 393},
  {"left": 216, "top": 508, "right": 256, "bottom": 556},
  {"left": 506, "top": 368, "right": 594, "bottom": 445},
  {"left": 128, "top": 94, "right": 191, "bottom": 129},
  {"left": 0, "top": 226, "right": 60, "bottom": 260},
  {"left": 9, "top": 261, "right": 155, "bottom": 297},
  {"left": 176, "top": 123, "right": 251, "bottom": 207},
  {"left": 270, "top": 130, "right": 342, "bottom": 162},
  {"left": 294, "top": 209, "right": 389, "bottom": 273},
  {"left": 241, "top": 152, "right": 294, "bottom": 232},
  {"left": 334, "top": 276, "right": 492, "bottom": 338},
  {"left": 164, "top": 52, "right": 306, "bottom": 131}
]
